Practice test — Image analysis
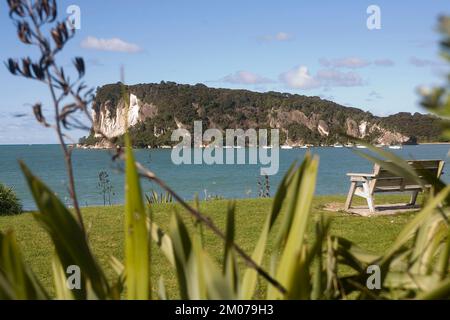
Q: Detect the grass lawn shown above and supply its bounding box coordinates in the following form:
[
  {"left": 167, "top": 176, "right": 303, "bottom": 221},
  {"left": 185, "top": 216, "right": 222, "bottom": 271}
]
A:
[{"left": 0, "top": 194, "right": 419, "bottom": 298}]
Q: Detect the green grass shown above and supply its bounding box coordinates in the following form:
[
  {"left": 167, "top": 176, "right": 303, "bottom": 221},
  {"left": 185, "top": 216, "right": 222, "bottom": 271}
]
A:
[{"left": 0, "top": 194, "right": 419, "bottom": 298}]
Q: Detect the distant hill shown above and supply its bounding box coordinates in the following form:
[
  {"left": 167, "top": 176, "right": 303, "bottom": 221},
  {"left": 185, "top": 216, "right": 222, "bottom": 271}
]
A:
[{"left": 79, "top": 81, "right": 447, "bottom": 148}]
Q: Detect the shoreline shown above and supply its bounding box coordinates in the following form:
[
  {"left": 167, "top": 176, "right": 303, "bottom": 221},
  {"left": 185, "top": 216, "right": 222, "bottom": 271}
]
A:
[
  {"left": 418, "top": 142, "right": 450, "bottom": 145},
  {"left": 15, "top": 193, "right": 405, "bottom": 212},
  {"left": 74, "top": 142, "right": 450, "bottom": 150}
]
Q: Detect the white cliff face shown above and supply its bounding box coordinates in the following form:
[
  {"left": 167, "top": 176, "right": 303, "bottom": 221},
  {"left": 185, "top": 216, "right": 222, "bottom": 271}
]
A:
[
  {"left": 358, "top": 121, "right": 368, "bottom": 138},
  {"left": 93, "top": 93, "right": 142, "bottom": 138},
  {"left": 128, "top": 94, "right": 140, "bottom": 127},
  {"left": 369, "top": 123, "right": 409, "bottom": 144},
  {"left": 317, "top": 120, "right": 329, "bottom": 136}
]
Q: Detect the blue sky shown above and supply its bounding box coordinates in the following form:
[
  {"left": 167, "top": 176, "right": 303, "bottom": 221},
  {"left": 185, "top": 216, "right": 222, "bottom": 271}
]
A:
[{"left": 0, "top": 0, "right": 448, "bottom": 144}]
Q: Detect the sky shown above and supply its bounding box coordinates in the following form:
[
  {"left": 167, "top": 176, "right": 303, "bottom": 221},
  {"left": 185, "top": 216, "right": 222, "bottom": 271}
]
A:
[{"left": 0, "top": 0, "right": 448, "bottom": 144}]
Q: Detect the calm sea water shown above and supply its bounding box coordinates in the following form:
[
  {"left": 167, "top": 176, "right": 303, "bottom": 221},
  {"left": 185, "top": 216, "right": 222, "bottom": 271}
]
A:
[{"left": 1, "top": 144, "right": 449, "bottom": 210}]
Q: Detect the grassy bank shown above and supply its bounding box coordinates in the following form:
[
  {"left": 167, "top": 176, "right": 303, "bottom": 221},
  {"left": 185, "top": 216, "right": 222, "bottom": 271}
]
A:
[{"left": 0, "top": 194, "right": 418, "bottom": 298}]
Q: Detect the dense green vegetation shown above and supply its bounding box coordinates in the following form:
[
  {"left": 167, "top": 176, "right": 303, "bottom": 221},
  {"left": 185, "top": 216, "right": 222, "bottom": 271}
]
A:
[
  {"left": 0, "top": 195, "right": 417, "bottom": 298},
  {"left": 382, "top": 112, "right": 443, "bottom": 143},
  {"left": 0, "top": 183, "right": 22, "bottom": 216},
  {"left": 82, "top": 82, "right": 448, "bottom": 147}
]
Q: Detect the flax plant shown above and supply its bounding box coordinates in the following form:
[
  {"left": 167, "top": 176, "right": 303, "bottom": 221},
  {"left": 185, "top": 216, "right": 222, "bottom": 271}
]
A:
[{"left": 0, "top": 1, "right": 449, "bottom": 300}]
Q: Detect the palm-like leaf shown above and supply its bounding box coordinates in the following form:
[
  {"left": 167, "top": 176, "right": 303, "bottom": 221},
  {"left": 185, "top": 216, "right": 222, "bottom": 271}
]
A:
[{"left": 124, "top": 134, "right": 150, "bottom": 299}]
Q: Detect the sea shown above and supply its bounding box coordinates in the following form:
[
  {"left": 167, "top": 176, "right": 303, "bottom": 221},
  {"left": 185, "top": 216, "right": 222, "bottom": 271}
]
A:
[{"left": 1, "top": 144, "right": 449, "bottom": 210}]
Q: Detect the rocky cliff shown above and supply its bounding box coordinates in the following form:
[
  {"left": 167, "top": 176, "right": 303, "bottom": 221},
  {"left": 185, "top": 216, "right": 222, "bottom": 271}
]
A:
[
  {"left": 92, "top": 93, "right": 158, "bottom": 138},
  {"left": 81, "top": 82, "right": 443, "bottom": 147}
]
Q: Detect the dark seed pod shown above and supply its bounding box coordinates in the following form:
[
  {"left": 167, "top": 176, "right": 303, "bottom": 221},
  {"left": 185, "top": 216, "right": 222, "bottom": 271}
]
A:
[
  {"left": 7, "top": 0, "right": 26, "bottom": 18},
  {"left": 36, "top": 1, "right": 44, "bottom": 21},
  {"left": 51, "top": 28, "right": 62, "bottom": 49},
  {"left": 57, "top": 22, "right": 68, "bottom": 43},
  {"left": 38, "top": 37, "right": 51, "bottom": 54},
  {"left": 73, "top": 57, "right": 85, "bottom": 78},
  {"left": 32, "top": 63, "right": 45, "bottom": 80},
  {"left": 21, "top": 57, "right": 32, "bottom": 78},
  {"left": 49, "top": 0, "right": 57, "bottom": 22},
  {"left": 17, "top": 22, "right": 32, "bottom": 44},
  {"left": 5, "top": 58, "right": 18, "bottom": 75},
  {"left": 60, "top": 103, "right": 78, "bottom": 128},
  {"left": 32, "top": 103, "right": 50, "bottom": 127}
]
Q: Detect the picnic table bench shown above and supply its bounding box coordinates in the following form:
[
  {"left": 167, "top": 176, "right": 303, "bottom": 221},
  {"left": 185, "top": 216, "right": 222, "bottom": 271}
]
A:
[{"left": 345, "top": 160, "right": 445, "bottom": 213}]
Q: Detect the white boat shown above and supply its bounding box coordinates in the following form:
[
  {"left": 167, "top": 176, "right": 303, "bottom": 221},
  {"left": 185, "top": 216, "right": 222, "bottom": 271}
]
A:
[
  {"left": 262, "top": 145, "right": 273, "bottom": 149},
  {"left": 356, "top": 145, "right": 367, "bottom": 149},
  {"left": 223, "top": 145, "right": 232, "bottom": 149},
  {"left": 389, "top": 145, "right": 402, "bottom": 150},
  {"left": 233, "top": 145, "right": 243, "bottom": 149},
  {"left": 345, "top": 143, "right": 353, "bottom": 148},
  {"left": 299, "top": 145, "right": 309, "bottom": 149},
  {"left": 281, "top": 145, "right": 293, "bottom": 149},
  {"left": 333, "top": 144, "right": 344, "bottom": 148}
]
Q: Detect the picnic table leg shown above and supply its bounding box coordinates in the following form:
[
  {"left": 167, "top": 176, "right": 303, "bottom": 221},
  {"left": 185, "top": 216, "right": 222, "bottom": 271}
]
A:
[
  {"left": 367, "top": 194, "right": 375, "bottom": 213},
  {"left": 362, "top": 181, "right": 375, "bottom": 213},
  {"left": 345, "top": 181, "right": 356, "bottom": 210},
  {"left": 409, "top": 190, "right": 419, "bottom": 205}
]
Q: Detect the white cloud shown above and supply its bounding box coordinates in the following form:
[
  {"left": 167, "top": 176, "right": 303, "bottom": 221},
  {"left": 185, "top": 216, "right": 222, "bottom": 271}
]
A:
[
  {"left": 319, "top": 57, "right": 394, "bottom": 68},
  {"left": 411, "top": 40, "right": 436, "bottom": 48},
  {"left": 221, "top": 71, "right": 273, "bottom": 84},
  {"left": 369, "top": 90, "right": 383, "bottom": 99},
  {"left": 319, "top": 57, "right": 370, "bottom": 69},
  {"left": 374, "top": 59, "right": 394, "bottom": 67},
  {"left": 260, "top": 32, "right": 293, "bottom": 42},
  {"left": 410, "top": 56, "right": 444, "bottom": 67},
  {"left": 278, "top": 66, "right": 320, "bottom": 89},
  {"left": 316, "top": 69, "right": 364, "bottom": 87},
  {"left": 279, "top": 66, "right": 365, "bottom": 89},
  {"left": 274, "top": 32, "right": 291, "bottom": 41},
  {"left": 81, "top": 36, "right": 142, "bottom": 53}
]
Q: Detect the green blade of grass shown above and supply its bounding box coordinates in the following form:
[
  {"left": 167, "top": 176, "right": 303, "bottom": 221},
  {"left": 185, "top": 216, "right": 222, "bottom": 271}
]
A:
[
  {"left": 124, "top": 134, "right": 150, "bottom": 299},
  {"left": 381, "top": 185, "right": 450, "bottom": 265},
  {"left": 170, "top": 211, "right": 192, "bottom": 299},
  {"left": 417, "top": 278, "right": 450, "bottom": 299},
  {"left": 270, "top": 156, "right": 319, "bottom": 299},
  {"left": 52, "top": 255, "right": 74, "bottom": 300},
  {"left": 0, "top": 230, "right": 49, "bottom": 300},
  {"left": 223, "top": 202, "right": 238, "bottom": 293},
  {"left": 20, "top": 161, "right": 108, "bottom": 299},
  {"left": 240, "top": 161, "right": 298, "bottom": 299},
  {"left": 147, "top": 217, "right": 175, "bottom": 266},
  {"left": 437, "top": 229, "right": 450, "bottom": 279}
]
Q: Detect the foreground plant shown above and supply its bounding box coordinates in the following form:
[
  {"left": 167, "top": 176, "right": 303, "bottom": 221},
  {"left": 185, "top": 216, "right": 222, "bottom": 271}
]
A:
[
  {"left": 1, "top": 141, "right": 449, "bottom": 299},
  {"left": 5, "top": 0, "right": 94, "bottom": 232},
  {"left": 146, "top": 190, "right": 173, "bottom": 204},
  {"left": 0, "top": 1, "right": 449, "bottom": 300},
  {"left": 97, "top": 171, "right": 114, "bottom": 206},
  {"left": 0, "top": 183, "right": 22, "bottom": 216}
]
